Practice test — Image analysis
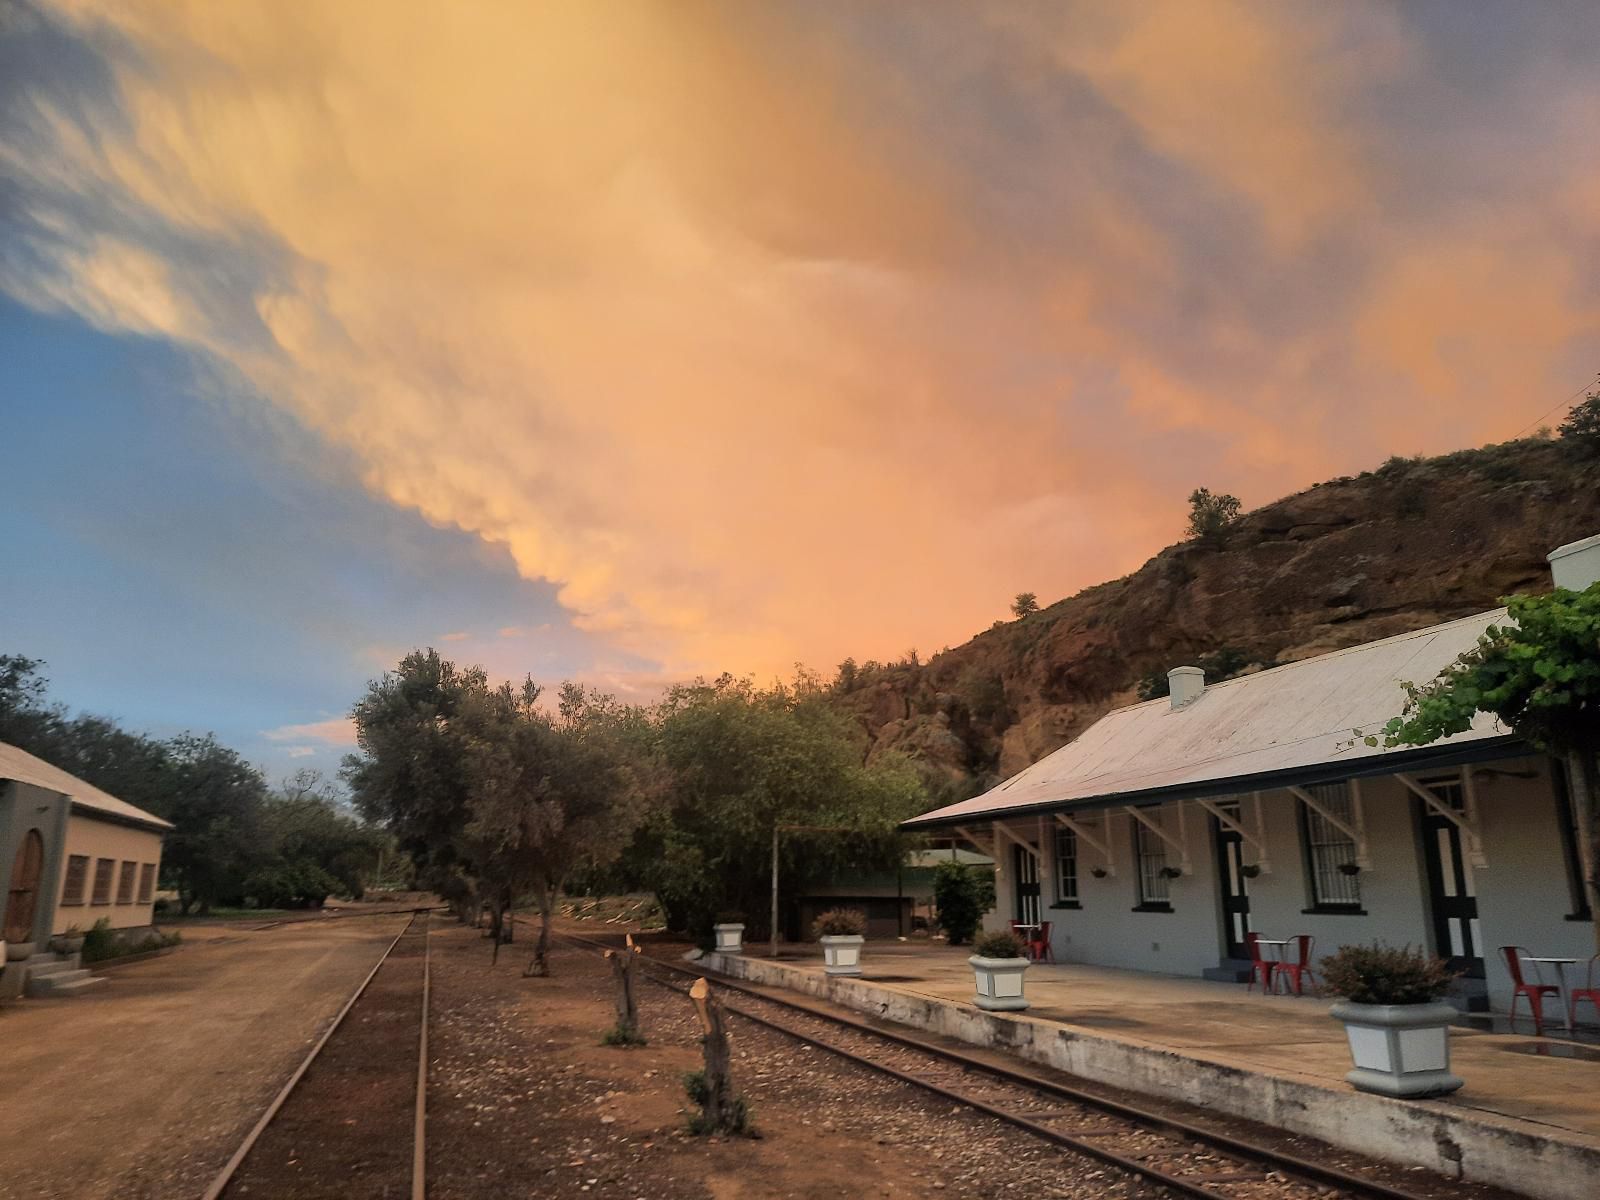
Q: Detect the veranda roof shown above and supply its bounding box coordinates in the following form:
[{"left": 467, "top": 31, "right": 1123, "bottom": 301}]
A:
[
  {"left": 0, "top": 741, "right": 174, "bottom": 832},
  {"left": 904, "top": 609, "right": 1524, "bottom": 830}
]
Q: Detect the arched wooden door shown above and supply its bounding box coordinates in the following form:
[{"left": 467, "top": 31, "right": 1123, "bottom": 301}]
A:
[{"left": 4, "top": 829, "right": 45, "bottom": 943}]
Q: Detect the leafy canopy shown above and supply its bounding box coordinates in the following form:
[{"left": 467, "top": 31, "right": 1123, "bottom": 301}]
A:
[
  {"left": 1011, "top": 592, "right": 1039, "bottom": 619},
  {"left": 1369, "top": 584, "right": 1600, "bottom": 755},
  {"left": 1186, "top": 487, "right": 1242, "bottom": 548}
]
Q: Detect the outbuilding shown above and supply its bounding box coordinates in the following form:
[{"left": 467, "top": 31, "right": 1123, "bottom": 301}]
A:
[
  {"left": 904, "top": 534, "right": 1600, "bottom": 1018},
  {"left": 1, "top": 741, "right": 171, "bottom": 998}
]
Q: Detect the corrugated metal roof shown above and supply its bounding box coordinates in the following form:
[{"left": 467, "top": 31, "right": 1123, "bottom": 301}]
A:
[
  {"left": 906, "top": 609, "right": 1518, "bottom": 829},
  {"left": 0, "top": 741, "right": 174, "bottom": 831}
]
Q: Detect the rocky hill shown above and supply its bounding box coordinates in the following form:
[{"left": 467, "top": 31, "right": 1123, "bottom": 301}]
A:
[{"left": 832, "top": 437, "right": 1600, "bottom": 804}]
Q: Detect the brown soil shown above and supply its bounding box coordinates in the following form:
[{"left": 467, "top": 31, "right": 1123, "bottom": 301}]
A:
[
  {"left": 224, "top": 916, "right": 427, "bottom": 1199},
  {"left": 426, "top": 920, "right": 1142, "bottom": 1199}
]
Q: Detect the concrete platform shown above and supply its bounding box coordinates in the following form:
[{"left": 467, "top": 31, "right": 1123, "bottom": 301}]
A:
[{"left": 705, "top": 941, "right": 1600, "bottom": 1200}]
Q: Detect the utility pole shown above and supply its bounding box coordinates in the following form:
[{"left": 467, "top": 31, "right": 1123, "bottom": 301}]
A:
[{"left": 770, "top": 825, "right": 780, "bottom": 958}]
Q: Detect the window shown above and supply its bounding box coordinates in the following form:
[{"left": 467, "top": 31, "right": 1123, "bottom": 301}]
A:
[
  {"left": 1133, "top": 814, "right": 1171, "bottom": 909},
  {"left": 61, "top": 855, "right": 89, "bottom": 905},
  {"left": 91, "top": 858, "right": 115, "bottom": 905},
  {"left": 116, "top": 860, "right": 137, "bottom": 904},
  {"left": 1553, "top": 759, "right": 1592, "bottom": 920},
  {"left": 1299, "top": 782, "right": 1361, "bottom": 909},
  {"left": 1053, "top": 825, "right": 1079, "bottom": 905},
  {"left": 138, "top": 863, "right": 157, "bottom": 905}
]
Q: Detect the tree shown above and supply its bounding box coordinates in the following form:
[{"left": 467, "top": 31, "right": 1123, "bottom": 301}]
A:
[
  {"left": 626, "top": 674, "right": 926, "bottom": 940},
  {"left": 162, "top": 734, "right": 270, "bottom": 914},
  {"left": 1559, "top": 384, "right": 1600, "bottom": 456},
  {"left": 1011, "top": 593, "right": 1039, "bottom": 619},
  {"left": 245, "top": 770, "right": 386, "bottom": 908},
  {"left": 1186, "top": 487, "right": 1242, "bottom": 548},
  {"left": 345, "top": 650, "right": 488, "bottom": 918},
  {"left": 462, "top": 679, "right": 655, "bottom": 975},
  {"left": 932, "top": 859, "right": 995, "bottom": 944},
  {"left": 1365, "top": 584, "right": 1600, "bottom": 944}
]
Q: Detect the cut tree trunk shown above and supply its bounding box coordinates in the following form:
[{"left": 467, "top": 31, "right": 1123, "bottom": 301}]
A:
[
  {"left": 525, "top": 885, "right": 555, "bottom": 977},
  {"left": 688, "top": 977, "right": 742, "bottom": 1133},
  {"left": 607, "top": 944, "right": 641, "bottom": 1040},
  {"left": 1567, "top": 745, "right": 1600, "bottom": 952}
]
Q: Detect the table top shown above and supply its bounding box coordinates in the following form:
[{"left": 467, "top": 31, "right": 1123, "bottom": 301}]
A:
[
  {"left": 1013, "top": 923, "right": 1041, "bottom": 931},
  {"left": 1528, "top": 956, "right": 1577, "bottom": 965},
  {"left": 1254, "top": 938, "right": 1290, "bottom": 946}
]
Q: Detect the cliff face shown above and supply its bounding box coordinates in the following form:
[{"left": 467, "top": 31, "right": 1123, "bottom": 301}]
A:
[{"left": 833, "top": 439, "right": 1600, "bottom": 802}]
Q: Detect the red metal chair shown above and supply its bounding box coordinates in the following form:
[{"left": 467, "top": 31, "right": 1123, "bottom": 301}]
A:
[
  {"left": 1571, "top": 954, "right": 1600, "bottom": 1029},
  {"left": 1501, "top": 946, "right": 1560, "bottom": 1035},
  {"left": 1276, "top": 934, "right": 1320, "bottom": 996},
  {"left": 1244, "top": 931, "right": 1277, "bottom": 994},
  {"left": 1027, "top": 921, "right": 1054, "bottom": 963}
]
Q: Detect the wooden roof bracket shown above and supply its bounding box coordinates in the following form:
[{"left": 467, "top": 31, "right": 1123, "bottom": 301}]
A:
[
  {"left": 1055, "top": 812, "right": 1116, "bottom": 877},
  {"left": 1194, "top": 793, "right": 1272, "bottom": 874},
  {"left": 1289, "top": 782, "right": 1371, "bottom": 870},
  {"left": 1124, "top": 803, "right": 1192, "bottom": 875},
  {"left": 1397, "top": 771, "right": 1486, "bottom": 868}
]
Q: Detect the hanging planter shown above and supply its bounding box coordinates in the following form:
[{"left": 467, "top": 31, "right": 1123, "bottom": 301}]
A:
[
  {"left": 1158, "top": 866, "right": 1183, "bottom": 880},
  {"left": 1090, "top": 867, "right": 1108, "bottom": 879},
  {"left": 1239, "top": 863, "right": 1262, "bottom": 879},
  {"left": 1338, "top": 862, "right": 1362, "bottom": 877}
]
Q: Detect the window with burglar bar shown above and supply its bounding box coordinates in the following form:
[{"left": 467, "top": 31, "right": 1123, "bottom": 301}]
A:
[
  {"left": 1133, "top": 814, "right": 1169, "bottom": 906},
  {"left": 1054, "top": 825, "right": 1078, "bottom": 903},
  {"left": 1300, "top": 782, "right": 1361, "bottom": 907}
]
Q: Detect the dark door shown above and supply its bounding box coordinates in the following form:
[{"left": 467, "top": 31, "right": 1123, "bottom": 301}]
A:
[
  {"left": 1013, "top": 844, "right": 1041, "bottom": 926},
  {"left": 4, "top": 829, "right": 45, "bottom": 944},
  {"left": 1213, "top": 803, "right": 1251, "bottom": 960},
  {"left": 1418, "top": 781, "right": 1485, "bottom": 979}
]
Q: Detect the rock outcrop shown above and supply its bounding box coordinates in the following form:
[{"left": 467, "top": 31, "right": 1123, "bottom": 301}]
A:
[{"left": 830, "top": 439, "right": 1600, "bottom": 803}]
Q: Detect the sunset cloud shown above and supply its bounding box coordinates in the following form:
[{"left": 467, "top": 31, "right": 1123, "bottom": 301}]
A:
[
  {"left": 4, "top": 1, "right": 1599, "bottom": 687},
  {"left": 262, "top": 718, "right": 357, "bottom": 748}
]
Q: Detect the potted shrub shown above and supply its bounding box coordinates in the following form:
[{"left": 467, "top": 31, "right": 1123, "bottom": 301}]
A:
[
  {"left": 50, "top": 926, "right": 85, "bottom": 956},
  {"left": 969, "top": 929, "right": 1031, "bottom": 1012},
  {"left": 1323, "top": 943, "right": 1462, "bottom": 1098},
  {"left": 712, "top": 911, "right": 746, "bottom": 955},
  {"left": 5, "top": 938, "right": 35, "bottom": 962},
  {"left": 813, "top": 908, "right": 866, "bottom": 976}
]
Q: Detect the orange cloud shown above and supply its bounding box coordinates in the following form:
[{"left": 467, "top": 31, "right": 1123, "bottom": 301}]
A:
[{"left": 6, "top": 1, "right": 1600, "bottom": 687}]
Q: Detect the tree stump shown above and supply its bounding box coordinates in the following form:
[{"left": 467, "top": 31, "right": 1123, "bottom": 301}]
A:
[
  {"left": 688, "top": 977, "right": 746, "bottom": 1133},
  {"left": 604, "top": 939, "right": 643, "bottom": 1043}
]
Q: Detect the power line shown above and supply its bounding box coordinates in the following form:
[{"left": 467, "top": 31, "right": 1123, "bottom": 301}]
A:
[{"left": 1508, "top": 373, "right": 1596, "bottom": 441}]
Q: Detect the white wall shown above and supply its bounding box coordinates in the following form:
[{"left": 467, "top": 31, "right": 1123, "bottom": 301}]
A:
[{"left": 983, "top": 756, "right": 1594, "bottom": 1014}]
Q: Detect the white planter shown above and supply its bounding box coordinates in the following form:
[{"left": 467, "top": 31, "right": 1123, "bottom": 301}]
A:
[
  {"left": 820, "top": 934, "right": 864, "bottom": 976},
  {"left": 5, "top": 942, "right": 35, "bottom": 962},
  {"left": 712, "top": 923, "right": 745, "bottom": 954},
  {"left": 1330, "top": 1001, "right": 1463, "bottom": 1098},
  {"left": 970, "top": 955, "right": 1030, "bottom": 1011}
]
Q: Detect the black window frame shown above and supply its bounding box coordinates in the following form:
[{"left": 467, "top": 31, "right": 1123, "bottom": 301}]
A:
[
  {"left": 1131, "top": 813, "right": 1173, "bottom": 912},
  {"left": 1297, "top": 781, "right": 1364, "bottom": 914},
  {"left": 1051, "top": 824, "right": 1080, "bottom": 908}
]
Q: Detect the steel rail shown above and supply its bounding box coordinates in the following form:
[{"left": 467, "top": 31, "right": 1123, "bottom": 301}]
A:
[
  {"left": 245, "top": 903, "right": 448, "bottom": 931},
  {"left": 413, "top": 912, "right": 431, "bottom": 1200},
  {"left": 201, "top": 911, "right": 430, "bottom": 1200},
  {"left": 559, "top": 931, "right": 1440, "bottom": 1200}
]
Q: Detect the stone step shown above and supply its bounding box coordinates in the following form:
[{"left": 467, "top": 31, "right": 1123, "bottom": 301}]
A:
[
  {"left": 26, "top": 969, "right": 103, "bottom": 998},
  {"left": 26, "top": 959, "right": 79, "bottom": 979}
]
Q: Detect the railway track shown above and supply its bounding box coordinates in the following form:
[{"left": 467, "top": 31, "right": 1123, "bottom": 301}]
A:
[
  {"left": 560, "top": 931, "right": 1467, "bottom": 1200},
  {"left": 202, "top": 909, "right": 432, "bottom": 1200}
]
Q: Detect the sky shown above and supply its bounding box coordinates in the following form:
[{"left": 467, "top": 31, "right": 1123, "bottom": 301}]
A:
[{"left": 2, "top": 0, "right": 1598, "bottom": 781}]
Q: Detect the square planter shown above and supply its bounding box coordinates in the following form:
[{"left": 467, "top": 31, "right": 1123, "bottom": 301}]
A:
[
  {"left": 820, "top": 934, "right": 864, "bottom": 976},
  {"left": 712, "top": 923, "right": 745, "bottom": 954},
  {"left": 1329, "top": 1001, "right": 1463, "bottom": 1097},
  {"left": 970, "top": 955, "right": 1030, "bottom": 1011}
]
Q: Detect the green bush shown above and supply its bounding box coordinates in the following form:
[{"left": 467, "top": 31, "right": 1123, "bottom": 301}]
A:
[
  {"left": 933, "top": 860, "right": 994, "bottom": 945},
  {"left": 1321, "top": 943, "right": 1455, "bottom": 1005},
  {"left": 811, "top": 907, "right": 866, "bottom": 938},
  {"left": 973, "top": 929, "right": 1026, "bottom": 959},
  {"left": 80, "top": 918, "right": 116, "bottom": 963},
  {"left": 682, "top": 1069, "right": 753, "bottom": 1136}
]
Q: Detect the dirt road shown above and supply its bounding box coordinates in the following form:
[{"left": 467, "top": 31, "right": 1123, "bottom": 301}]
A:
[{"left": 0, "top": 915, "right": 411, "bottom": 1200}]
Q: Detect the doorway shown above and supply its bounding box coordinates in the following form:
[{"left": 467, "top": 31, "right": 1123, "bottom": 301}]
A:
[
  {"left": 1418, "top": 779, "right": 1485, "bottom": 979},
  {"left": 4, "top": 828, "right": 45, "bottom": 944},
  {"left": 1213, "top": 802, "right": 1252, "bottom": 960},
  {"left": 1013, "top": 843, "right": 1041, "bottom": 926}
]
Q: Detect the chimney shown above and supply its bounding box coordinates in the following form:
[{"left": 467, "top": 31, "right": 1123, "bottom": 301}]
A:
[
  {"left": 1548, "top": 533, "right": 1600, "bottom": 592},
  {"left": 1168, "top": 665, "right": 1205, "bottom": 709}
]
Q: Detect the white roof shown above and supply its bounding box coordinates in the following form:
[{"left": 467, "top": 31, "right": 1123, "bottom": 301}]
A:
[
  {"left": 906, "top": 609, "right": 1519, "bottom": 828},
  {"left": 0, "top": 741, "right": 173, "bottom": 831}
]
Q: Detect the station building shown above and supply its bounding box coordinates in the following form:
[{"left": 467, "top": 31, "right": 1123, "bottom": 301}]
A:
[
  {"left": 904, "top": 533, "right": 1600, "bottom": 1016},
  {"left": 1, "top": 741, "right": 171, "bottom": 992}
]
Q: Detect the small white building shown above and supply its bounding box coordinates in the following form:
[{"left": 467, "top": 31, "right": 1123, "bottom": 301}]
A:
[
  {"left": 904, "top": 534, "right": 1600, "bottom": 1016},
  {"left": 1, "top": 742, "right": 171, "bottom": 997}
]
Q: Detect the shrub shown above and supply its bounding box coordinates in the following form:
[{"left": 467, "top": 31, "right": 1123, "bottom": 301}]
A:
[
  {"left": 714, "top": 910, "right": 746, "bottom": 926},
  {"left": 973, "top": 930, "right": 1026, "bottom": 959},
  {"left": 81, "top": 917, "right": 116, "bottom": 963},
  {"left": 933, "top": 860, "right": 995, "bottom": 945},
  {"left": 1558, "top": 387, "right": 1600, "bottom": 456},
  {"left": 1321, "top": 943, "right": 1455, "bottom": 1005},
  {"left": 811, "top": 908, "right": 866, "bottom": 938},
  {"left": 1186, "top": 487, "right": 1242, "bottom": 548},
  {"left": 683, "top": 1069, "right": 753, "bottom": 1136},
  {"left": 602, "top": 1024, "right": 647, "bottom": 1047}
]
